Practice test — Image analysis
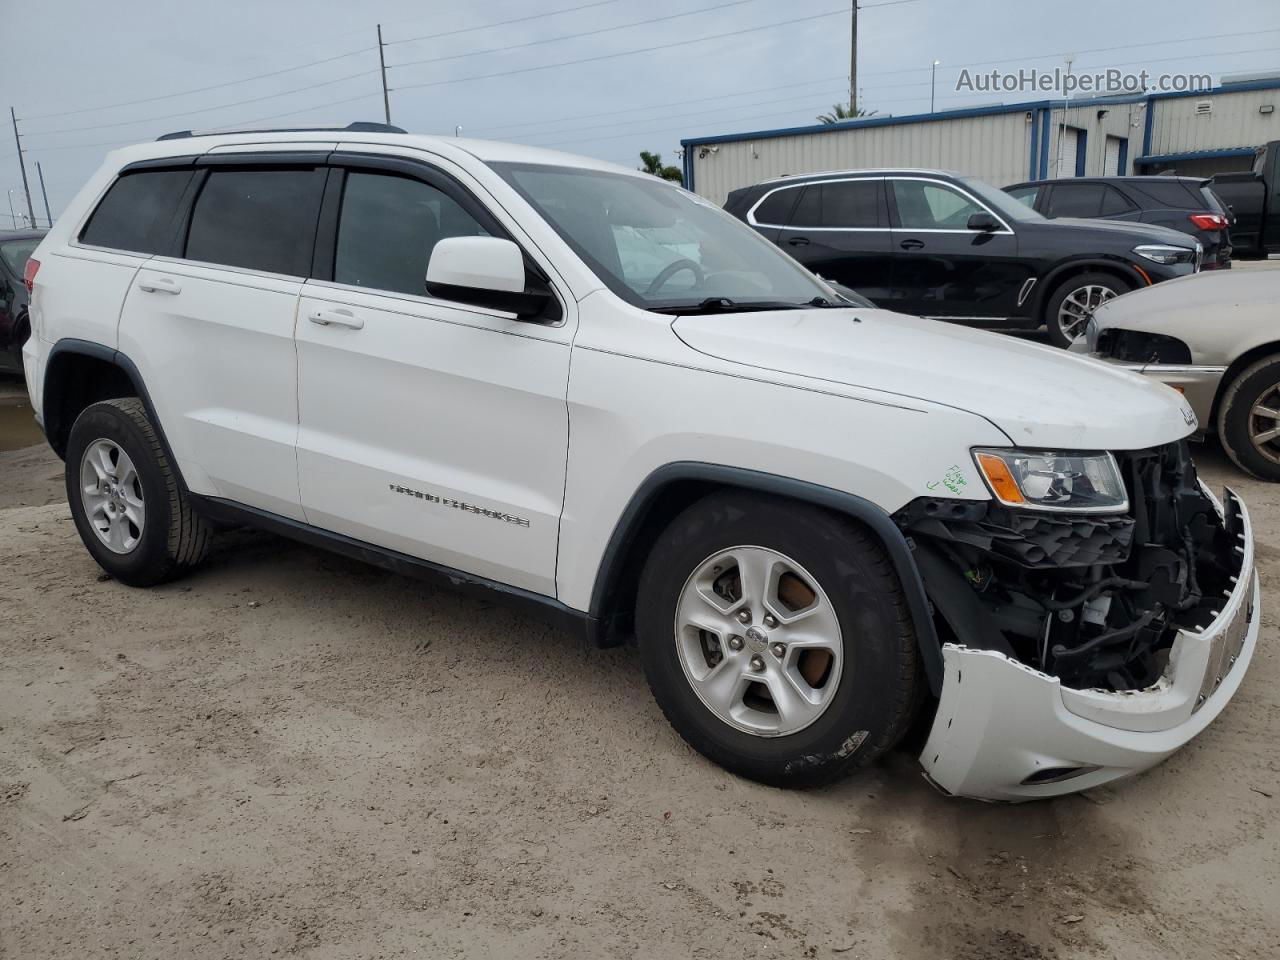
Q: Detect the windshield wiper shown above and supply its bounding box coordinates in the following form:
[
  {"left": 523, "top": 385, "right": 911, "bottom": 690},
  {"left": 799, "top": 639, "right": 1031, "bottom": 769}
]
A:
[{"left": 650, "top": 297, "right": 815, "bottom": 315}]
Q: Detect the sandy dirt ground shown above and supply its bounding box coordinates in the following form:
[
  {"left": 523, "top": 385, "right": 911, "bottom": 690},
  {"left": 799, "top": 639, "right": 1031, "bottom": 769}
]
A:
[{"left": 1, "top": 371, "right": 1278, "bottom": 960}]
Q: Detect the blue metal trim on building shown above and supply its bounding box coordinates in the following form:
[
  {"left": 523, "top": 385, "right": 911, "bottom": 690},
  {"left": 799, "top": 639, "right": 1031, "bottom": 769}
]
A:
[
  {"left": 683, "top": 147, "right": 694, "bottom": 193},
  {"left": 1075, "top": 128, "right": 1088, "bottom": 177},
  {"left": 1134, "top": 147, "right": 1259, "bottom": 166},
  {"left": 1142, "top": 101, "right": 1154, "bottom": 158},
  {"left": 1028, "top": 108, "right": 1040, "bottom": 179},
  {"left": 1116, "top": 137, "right": 1128, "bottom": 176},
  {"left": 680, "top": 78, "right": 1280, "bottom": 150},
  {"left": 1038, "top": 110, "right": 1051, "bottom": 179},
  {"left": 680, "top": 99, "right": 1062, "bottom": 149}
]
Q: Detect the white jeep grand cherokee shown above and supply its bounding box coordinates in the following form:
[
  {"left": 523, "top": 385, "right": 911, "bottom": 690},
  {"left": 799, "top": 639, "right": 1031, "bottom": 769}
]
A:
[{"left": 22, "top": 126, "right": 1260, "bottom": 801}]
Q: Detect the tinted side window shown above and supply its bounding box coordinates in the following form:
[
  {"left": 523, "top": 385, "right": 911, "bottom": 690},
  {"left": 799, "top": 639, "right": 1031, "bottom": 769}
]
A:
[
  {"left": 788, "top": 186, "right": 822, "bottom": 227},
  {"left": 185, "top": 168, "right": 324, "bottom": 276},
  {"left": 1047, "top": 183, "right": 1106, "bottom": 218},
  {"left": 1099, "top": 186, "right": 1134, "bottom": 216},
  {"left": 80, "top": 170, "right": 193, "bottom": 254},
  {"left": 752, "top": 187, "right": 801, "bottom": 225},
  {"left": 1131, "top": 180, "right": 1203, "bottom": 209},
  {"left": 1006, "top": 185, "right": 1040, "bottom": 209},
  {"left": 334, "top": 172, "right": 491, "bottom": 296},
  {"left": 891, "top": 180, "right": 982, "bottom": 229},
  {"left": 821, "top": 180, "right": 880, "bottom": 228}
]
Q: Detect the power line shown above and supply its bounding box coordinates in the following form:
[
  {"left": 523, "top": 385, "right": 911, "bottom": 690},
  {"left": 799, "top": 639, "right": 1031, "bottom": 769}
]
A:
[
  {"left": 474, "top": 75, "right": 849, "bottom": 135},
  {"left": 387, "top": 0, "right": 625, "bottom": 45},
  {"left": 517, "top": 86, "right": 850, "bottom": 144},
  {"left": 394, "top": 7, "right": 850, "bottom": 93},
  {"left": 390, "top": 0, "right": 761, "bottom": 70},
  {"left": 20, "top": 46, "right": 373, "bottom": 122},
  {"left": 23, "top": 69, "right": 378, "bottom": 139}
]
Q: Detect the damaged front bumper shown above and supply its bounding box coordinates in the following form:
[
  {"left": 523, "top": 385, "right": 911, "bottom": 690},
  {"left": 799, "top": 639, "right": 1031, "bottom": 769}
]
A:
[{"left": 919, "top": 487, "right": 1259, "bottom": 802}]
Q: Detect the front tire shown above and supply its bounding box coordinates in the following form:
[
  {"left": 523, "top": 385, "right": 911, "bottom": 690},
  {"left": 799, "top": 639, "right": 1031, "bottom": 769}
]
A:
[
  {"left": 1044, "top": 272, "right": 1129, "bottom": 348},
  {"left": 635, "top": 492, "right": 921, "bottom": 787},
  {"left": 1217, "top": 354, "right": 1280, "bottom": 482},
  {"left": 65, "top": 398, "right": 213, "bottom": 586}
]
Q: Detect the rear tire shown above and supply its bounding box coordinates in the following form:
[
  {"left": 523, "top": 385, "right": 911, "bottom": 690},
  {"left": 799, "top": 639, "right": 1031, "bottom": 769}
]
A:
[
  {"left": 65, "top": 398, "right": 213, "bottom": 586},
  {"left": 635, "top": 491, "right": 921, "bottom": 787},
  {"left": 1044, "top": 272, "right": 1130, "bottom": 348},
  {"left": 1217, "top": 354, "right": 1280, "bottom": 482}
]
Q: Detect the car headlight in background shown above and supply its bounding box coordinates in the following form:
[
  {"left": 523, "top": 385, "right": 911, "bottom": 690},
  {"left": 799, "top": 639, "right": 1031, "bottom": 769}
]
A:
[
  {"left": 973, "top": 449, "right": 1128, "bottom": 513},
  {"left": 1131, "top": 244, "right": 1197, "bottom": 265}
]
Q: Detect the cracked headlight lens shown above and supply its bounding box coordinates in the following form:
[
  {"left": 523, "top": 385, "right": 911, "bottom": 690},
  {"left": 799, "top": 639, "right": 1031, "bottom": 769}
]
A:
[{"left": 973, "top": 449, "right": 1128, "bottom": 513}]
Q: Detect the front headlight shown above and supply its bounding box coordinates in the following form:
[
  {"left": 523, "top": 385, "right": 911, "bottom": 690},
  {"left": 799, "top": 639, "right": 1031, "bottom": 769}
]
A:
[
  {"left": 1132, "top": 244, "right": 1196, "bottom": 265},
  {"left": 973, "top": 449, "right": 1128, "bottom": 513}
]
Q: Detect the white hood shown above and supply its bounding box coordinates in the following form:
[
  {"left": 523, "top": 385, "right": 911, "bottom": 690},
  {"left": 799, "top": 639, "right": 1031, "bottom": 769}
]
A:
[{"left": 673, "top": 307, "right": 1196, "bottom": 450}]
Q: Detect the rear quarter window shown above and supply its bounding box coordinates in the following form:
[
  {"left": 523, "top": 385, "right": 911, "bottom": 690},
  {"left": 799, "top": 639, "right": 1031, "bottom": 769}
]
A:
[
  {"left": 79, "top": 169, "right": 195, "bottom": 254},
  {"left": 1129, "top": 180, "right": 1204, "bottom": 210}
]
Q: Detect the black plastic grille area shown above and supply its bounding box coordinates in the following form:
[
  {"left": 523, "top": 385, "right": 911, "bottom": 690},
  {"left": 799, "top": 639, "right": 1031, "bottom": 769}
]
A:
[{"left": 895, "top": 499, "right": 1134, "bottom": 569}]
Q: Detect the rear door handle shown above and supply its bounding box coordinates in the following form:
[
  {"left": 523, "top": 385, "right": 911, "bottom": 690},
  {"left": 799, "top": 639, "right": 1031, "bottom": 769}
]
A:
[
  {"left": 899, "top": 239, "right": 925, "bottom": 250},
  {"left": 308, "top": 308, "right": 364, "bottom": 330},
  {"left": 137, "top": 276, "right": 182, "bottom": 295},
  {"left": 787, "top": 236, "right": 810, "bottom": 246}
]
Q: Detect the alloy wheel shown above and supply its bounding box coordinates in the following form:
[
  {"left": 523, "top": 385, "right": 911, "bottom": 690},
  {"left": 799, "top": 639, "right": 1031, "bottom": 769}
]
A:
[
  {"left": 673, "top": 546, "right": 843, "bottom": 737},
  {"left": 1057, "top": 284, "right": 1117, "bottom": 344},
  {"left": 80, "top": 438, "right": 145, "bottom": 554},
  {"left": 1249, "top": 383, "right": 1280, "bottom": 465}
]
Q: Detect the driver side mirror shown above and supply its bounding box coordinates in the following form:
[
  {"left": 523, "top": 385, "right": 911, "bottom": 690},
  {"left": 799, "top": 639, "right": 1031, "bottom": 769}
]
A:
[
  {"left": 967, "top": 212, "right": 1001, "bottom": 232},
  {"left": 425, "top": 236, "right": 553, "bottom": 319}
]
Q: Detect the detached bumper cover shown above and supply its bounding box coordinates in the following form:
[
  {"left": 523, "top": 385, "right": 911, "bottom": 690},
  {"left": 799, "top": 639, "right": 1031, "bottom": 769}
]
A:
[{"left": 920, "top": 487, "right": 1259, "bottom": 801}]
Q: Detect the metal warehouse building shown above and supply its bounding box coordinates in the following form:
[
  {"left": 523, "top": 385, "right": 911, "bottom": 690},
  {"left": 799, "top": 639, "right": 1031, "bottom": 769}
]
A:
[{"left": 681, "top": 77, "right": 1280, "bottom": 205}]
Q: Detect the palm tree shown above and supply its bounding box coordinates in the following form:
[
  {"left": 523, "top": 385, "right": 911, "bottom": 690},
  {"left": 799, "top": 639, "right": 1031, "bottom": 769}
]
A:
[
  {"left": 816, "top": 103, "right": 878, "bottom": 125},
  {"left": 639, "top": 150, "right": 683, "bottom": 185}
]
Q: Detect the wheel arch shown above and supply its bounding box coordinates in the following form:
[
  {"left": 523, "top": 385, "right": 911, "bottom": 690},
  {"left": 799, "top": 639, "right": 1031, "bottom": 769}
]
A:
[
  {"left": 587, "top": 462, "right": 944, "bottom": 694},
  {"left": 1209, "top": 341, "right": 1280, "bottom": 433},
  {"left": 42, "top": 340, "right": 180, "bottom": 484},
  {"left": 1031, "top": 258, "right": 1146, "bottom": 321}
]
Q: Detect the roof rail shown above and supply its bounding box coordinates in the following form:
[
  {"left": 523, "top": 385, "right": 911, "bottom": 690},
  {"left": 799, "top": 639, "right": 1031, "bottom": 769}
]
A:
[{"left": 156, "top": 121, "right": 407, "bottom": 141}]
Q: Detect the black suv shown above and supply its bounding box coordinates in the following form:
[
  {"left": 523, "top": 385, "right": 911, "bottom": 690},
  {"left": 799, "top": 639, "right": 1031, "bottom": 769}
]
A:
[
  {"left": 725, "top": 170, "right": 1200, "bottom": 347},
  {"left": 1004, "top": 176, "right": 1232, "bottom": 270},
  {"left": 0, "top": 229, "right": 46, "bottom": 374}
]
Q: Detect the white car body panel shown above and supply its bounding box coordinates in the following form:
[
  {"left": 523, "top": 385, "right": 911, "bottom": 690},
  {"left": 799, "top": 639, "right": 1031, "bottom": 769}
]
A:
[
  {"left": 294, "top": 282, "right": 573, "bottom": 596},
  {"left": 22, "top": 130, "right": 1259, "bottom": 803},
  {"left": 119, "top": 259, "right": 306, "bottom": 520},
  {"left": 673, "top": 306, "right": 1197, "bottom": 451}
]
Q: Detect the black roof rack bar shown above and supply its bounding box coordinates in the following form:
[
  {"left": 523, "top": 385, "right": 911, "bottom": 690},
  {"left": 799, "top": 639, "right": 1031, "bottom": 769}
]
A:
[{"left": 157, "top": 121, "right": 406, "bottom": 141}]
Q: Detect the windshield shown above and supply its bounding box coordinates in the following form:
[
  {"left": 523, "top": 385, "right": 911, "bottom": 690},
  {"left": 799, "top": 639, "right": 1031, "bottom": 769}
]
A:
[
  {"left": 491, "top": 162, "right": 835, "bottom": 311},
  {"left": 0, "top": 238, "right": 40, "bottom": 277},
  {"left": 961, "top": 177, "right": 1046, "bottom": 223}
]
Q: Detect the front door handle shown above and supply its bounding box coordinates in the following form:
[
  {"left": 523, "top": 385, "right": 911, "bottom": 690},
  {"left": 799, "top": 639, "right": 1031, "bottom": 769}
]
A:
[
  {"left": 308, "top": 308, "right": 364, "bottom": 330},
  {"left": 898, "top": 238, "right": 925, "bottom": 250},
  {"left": 137, "top": 276, "right": 182, "bottom": 295},
  {"left": 787, "top": 236, "right": 810, "bottom": 247}
]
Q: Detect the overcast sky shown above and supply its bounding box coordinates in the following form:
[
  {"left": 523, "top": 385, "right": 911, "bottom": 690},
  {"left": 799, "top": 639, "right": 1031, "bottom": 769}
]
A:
[{"left": 2, "top": 0, "right": 1278, "bottom": 223}]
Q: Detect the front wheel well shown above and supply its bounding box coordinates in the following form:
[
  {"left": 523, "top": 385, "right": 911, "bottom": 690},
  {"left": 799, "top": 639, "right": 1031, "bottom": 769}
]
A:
[
  {"left": 1209, "top": 341, "right": 1280, "bottom": 432},
  {"left": 43, "top": 349, "right": 138, "bottom": 459},
  {"left": 587, "top": 464, "right": 944, "bottom": 694},
  {"left": 1038, "top": 264, "right": 1138, "bottom": 322}
]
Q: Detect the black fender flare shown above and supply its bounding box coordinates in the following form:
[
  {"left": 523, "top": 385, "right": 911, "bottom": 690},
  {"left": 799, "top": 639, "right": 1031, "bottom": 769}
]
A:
[
  {"left": 42, "top": 339, "right": 185, "bottom": 494},
  {"left": 588, "top": 462, "right": 943, "bottom": 694}
]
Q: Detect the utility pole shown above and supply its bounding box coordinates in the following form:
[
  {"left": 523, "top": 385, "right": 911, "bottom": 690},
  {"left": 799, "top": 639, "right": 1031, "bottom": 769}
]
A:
[
  {"left": 9, "top": 107, "right": 36, "bottom": 227},
  {"left": 377, "top": 25, "right": 392, "bottom": 124},
  {"left": 37, "top": 161, "right": 52, "bottom": 227},
  {"left": 849, "top": 1, "right": 858, "bottom": 113},
  {"left": 6, "top": 190, "right": 17, "bottom": 229},
  {"left": 931, "top": 59, "right": 940, "bottom": 113}
]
